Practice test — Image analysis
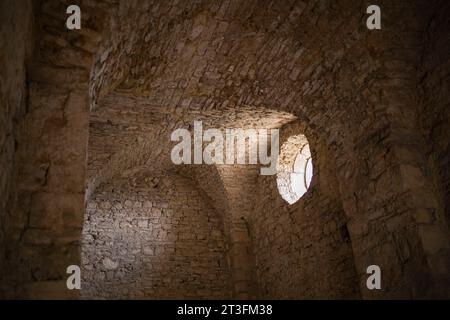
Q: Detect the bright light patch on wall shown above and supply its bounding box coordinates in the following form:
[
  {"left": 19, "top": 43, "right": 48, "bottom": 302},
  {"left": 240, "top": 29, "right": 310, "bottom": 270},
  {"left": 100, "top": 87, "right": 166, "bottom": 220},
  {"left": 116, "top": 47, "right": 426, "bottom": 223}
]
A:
[{"left": 277, "top": 135, "right": 313, "bottom": 204}]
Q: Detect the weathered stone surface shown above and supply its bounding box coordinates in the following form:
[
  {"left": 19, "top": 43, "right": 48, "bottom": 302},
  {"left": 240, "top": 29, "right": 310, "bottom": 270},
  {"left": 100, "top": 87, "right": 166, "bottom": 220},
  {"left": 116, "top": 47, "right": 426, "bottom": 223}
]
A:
[
  {"left": 81, "top": 174, "right": 231, "bottom": 299},
  {"left": 0, "top": 0, "right": 34, "bottom": 298},
  {"left": 1, "top": 0, "right": 450, "bottom": 299}
]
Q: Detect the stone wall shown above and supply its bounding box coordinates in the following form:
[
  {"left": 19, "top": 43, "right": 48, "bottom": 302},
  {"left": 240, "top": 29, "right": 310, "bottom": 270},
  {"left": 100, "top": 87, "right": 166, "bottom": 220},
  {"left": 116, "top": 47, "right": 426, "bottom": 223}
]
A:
[
  {"left": 81, "top": 173, "right": 231, "bottom": 299},
  {"left": 0, "top": 0, "right": 109, "bottom": 298},
  {"left": 419, "top": 0, "right": 450, "bottom": 235},
  {"left": 179, "top": 164, "right": 261, "bottom": 299},
  {"left": 416, "top": 0, "right": 450, "bottom": 295},
  {"left": 216, "top": 165, "right": 261, "bottom": 299},
  {"left": 250, "top": 121, "right": 360, "bottom": 299},
  {"left": 0, "top": 0, "right": 33, "bottom": 298}
]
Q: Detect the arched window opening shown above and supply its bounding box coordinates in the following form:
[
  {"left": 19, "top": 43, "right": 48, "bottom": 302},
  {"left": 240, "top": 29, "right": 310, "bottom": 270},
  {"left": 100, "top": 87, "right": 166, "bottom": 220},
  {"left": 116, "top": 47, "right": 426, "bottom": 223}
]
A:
[{"left": 277, "top": 135, "right": 313, "bottom": 204}]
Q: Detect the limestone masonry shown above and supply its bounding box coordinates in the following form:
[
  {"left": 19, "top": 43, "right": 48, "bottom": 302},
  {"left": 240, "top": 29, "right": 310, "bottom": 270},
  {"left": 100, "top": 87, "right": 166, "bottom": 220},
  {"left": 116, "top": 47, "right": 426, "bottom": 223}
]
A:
[{"left": 0, "top": 0, "right": 449, "bottom": 299}]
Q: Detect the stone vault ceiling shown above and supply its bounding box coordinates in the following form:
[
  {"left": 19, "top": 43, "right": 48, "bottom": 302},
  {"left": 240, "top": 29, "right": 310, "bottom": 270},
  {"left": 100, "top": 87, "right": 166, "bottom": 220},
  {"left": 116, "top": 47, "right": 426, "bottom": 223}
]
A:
[
  {"left": 87, "top": 90, "right": 296, "bottom": 194},
  {"left": 87, "top": 0, "right": 359, "bottom": 193}
]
